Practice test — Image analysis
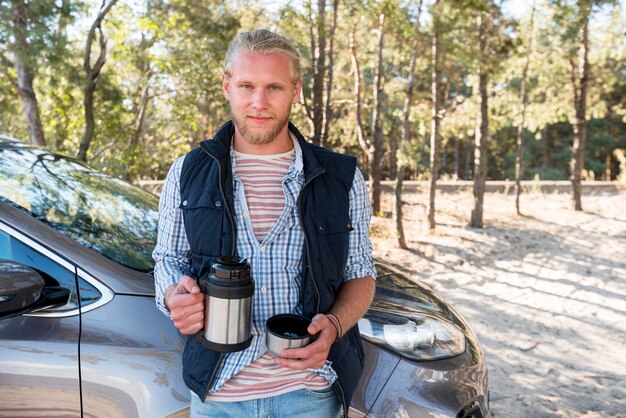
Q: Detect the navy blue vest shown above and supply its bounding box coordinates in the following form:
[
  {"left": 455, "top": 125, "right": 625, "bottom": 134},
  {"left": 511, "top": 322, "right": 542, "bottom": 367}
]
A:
[{"left": 179, "top": 121, "right": 364, "bottom": 413}]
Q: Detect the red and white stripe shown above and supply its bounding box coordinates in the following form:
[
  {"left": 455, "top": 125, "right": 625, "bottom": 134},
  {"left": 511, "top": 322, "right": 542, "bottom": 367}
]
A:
[
  {"left": 206, "top": 353, "right": 330, "bottom": 402},
  {"left": 234, "top": 150, "right": 295, "bottom": 242}
]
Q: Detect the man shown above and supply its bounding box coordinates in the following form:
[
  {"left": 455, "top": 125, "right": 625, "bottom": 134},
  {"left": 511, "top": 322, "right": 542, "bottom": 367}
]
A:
[{"left": 153, "top": 29, "right": 376, "bottom": 418}]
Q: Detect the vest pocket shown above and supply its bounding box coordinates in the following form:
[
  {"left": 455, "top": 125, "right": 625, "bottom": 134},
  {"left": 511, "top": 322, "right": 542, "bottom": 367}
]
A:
[
  {"left": 181, "top": 188, "right": 225, "bottom": 261},
  {"left": 180, "top": 188, "right": 225, "bottom": 210},
  {"left": 311, "top": 211, "right": 354, "bottom": 235},
  {"left": 311, "top": 210, "right": 353, "bottom": 284}
]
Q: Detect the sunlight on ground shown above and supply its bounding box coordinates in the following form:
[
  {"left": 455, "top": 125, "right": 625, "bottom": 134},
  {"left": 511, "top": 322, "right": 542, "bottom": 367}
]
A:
[{"left": 371, "top": 189, "right": 626, "bottom": 417}]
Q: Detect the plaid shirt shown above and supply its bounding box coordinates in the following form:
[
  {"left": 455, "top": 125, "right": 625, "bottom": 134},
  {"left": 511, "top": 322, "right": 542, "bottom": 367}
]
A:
[{"left": 153, "top": 135, "right": 376, "bottom": 393}]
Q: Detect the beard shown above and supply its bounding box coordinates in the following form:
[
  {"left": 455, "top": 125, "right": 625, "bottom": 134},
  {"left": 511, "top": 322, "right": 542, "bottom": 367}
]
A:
[{"left": 231, "top": 106, "right": 292, "bottom": 146}]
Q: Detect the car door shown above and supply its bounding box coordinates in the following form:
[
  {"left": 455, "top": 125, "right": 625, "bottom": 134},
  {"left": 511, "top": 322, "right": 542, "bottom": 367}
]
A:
[{"left": 0, "top": 227, "right": 81, "bottom": 416}]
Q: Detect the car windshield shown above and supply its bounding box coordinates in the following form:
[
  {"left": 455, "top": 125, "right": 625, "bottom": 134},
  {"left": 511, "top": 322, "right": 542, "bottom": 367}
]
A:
[{"left": 0, "top": 143, "right": 158, "bottom": 272}]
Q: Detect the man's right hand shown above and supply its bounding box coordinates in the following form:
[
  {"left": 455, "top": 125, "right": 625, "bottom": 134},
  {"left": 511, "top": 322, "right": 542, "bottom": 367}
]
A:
[{"left": 164, "top": 275, "right": 204, "bottom": 334}]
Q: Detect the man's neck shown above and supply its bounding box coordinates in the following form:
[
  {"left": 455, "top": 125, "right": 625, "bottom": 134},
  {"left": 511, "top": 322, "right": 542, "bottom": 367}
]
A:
[{"left": 233, "top": 125, "right": 294, "bottom": 155}]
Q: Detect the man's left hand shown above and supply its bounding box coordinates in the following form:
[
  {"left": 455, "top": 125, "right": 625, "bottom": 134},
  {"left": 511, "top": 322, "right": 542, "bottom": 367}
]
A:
[{"left": 275, "top": 313, "right": 338, "bottom": 369}]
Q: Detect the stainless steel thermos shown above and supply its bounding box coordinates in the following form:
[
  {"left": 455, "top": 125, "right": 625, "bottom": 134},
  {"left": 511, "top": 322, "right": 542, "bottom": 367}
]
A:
[{"left": 197, "top": 256, "right": 254, "bottom": 352}]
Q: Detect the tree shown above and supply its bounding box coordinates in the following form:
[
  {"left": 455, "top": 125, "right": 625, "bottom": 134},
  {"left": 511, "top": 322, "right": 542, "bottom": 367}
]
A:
[
  {"left": 567, "top": 0, "right": 591, "bottom": 211},
  {"left": 308, "top": 0, "right": 339, "bottom": 146},
  {"left": 350, "top": 10, "right": 387, "bottom": 215},
  {"left": 11, "top": 1, "right": 45, "bottom": 146},
  {"left": 427, "top": 0, "right": 442, "bottom": 230},
  {"left": 469, "top": 11, "right": 490, "bottom": 228},
  {"left": 0, "top": 1, "right": 73, "bottom": 146},
  {"left": 370, "top": 12, "right": 386, "bottom": 215},
  {"left": 514, "top": 2, "right": 536, "bottom": 215},
  {"left": 394, "top": 0, "right": 423, "bottom": 248},
  {"left": 77, "top": 0, "right": 118, "bottom": 162},
  {"left": 287, "top": 0, "right": 339, "bottom": 146}
]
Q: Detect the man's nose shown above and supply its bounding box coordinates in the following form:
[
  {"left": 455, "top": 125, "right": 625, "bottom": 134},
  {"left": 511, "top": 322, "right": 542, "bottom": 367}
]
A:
[{"left": 251, "top": 90, "right": 269, "bottom": 109}]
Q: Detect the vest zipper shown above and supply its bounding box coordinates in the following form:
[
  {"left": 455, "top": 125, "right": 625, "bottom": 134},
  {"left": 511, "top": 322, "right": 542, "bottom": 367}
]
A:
[
  {"left": 203, "top": 352, "right": 225, "bottom": 400},
  {"left": 298, "top": 168, "right": 348, "bottom": 414},
  {"left": 201, "top": 147, "right": 237, "bottom": 255},
  {"left": 199, "top": 147, "right": 234, "bottom": 397},
  {"left": 296, "top": 168, "right": 325, "bottom": 315}
]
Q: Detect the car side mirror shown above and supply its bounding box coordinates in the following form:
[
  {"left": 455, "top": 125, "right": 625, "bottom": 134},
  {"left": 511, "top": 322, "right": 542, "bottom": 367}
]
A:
[{"left": 0, "top": 260, "right": 71, "bottom": 320}]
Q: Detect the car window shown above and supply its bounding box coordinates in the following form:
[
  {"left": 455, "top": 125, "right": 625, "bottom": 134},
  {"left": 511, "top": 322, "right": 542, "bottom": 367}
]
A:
[
  {"left": 78, "top": 276, "right": 101, "bottom": 307},
  {"left": 0, "top": 145, "right": 158, "bottom": 272},
  {"left": 0, "top": 231, "right": 9, "bottom": 259},
  {"left": 1, "top": 229, "right": 103, "bottom": 309},
  {"left": 1, "top": 230, "right": 79, "bottom": 311}
]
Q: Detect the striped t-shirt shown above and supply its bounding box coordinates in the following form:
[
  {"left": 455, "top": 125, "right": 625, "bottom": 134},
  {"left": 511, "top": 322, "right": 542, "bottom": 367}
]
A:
[
  {"left": 233, "top": 148, "right": 294, "bottom": 242},
  {"left": 206, "top": 147, "right": 330, "bottom": 402}
]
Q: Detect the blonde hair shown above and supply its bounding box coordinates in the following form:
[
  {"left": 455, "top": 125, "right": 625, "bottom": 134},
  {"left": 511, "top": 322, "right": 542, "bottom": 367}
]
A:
[{"left": 224, "top": 29, "right": 301, "bottom": 83}]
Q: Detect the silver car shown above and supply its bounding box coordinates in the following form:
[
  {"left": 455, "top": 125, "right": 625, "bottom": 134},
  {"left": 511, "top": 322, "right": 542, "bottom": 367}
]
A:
[{"left": 0, "top": 138, "right": 489, "bottom": 417}]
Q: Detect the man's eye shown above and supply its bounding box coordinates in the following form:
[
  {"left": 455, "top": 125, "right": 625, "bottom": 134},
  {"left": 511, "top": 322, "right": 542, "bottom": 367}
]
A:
[
  {"left": 269, "top": 86, "right": 281, "bottom": 91},
  {"left": 241, "top": 84, "right": 253, "bottom": 89}
]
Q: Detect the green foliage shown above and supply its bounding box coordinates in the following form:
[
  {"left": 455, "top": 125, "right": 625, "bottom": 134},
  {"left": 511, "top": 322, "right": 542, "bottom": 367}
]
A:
[{"left": 0, "top": 0, "right": 623, "bottom": 186}]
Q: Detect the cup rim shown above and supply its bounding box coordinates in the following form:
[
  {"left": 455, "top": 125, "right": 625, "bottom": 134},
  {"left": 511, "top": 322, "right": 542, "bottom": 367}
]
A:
[{"left": 266, "top": 314, "right": 311, "bottom": 340}]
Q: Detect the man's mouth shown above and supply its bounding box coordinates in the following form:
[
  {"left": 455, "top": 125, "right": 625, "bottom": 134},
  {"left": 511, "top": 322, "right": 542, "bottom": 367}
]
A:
[{"left": 247, "top": 115, "right": 273, "bottom": 122}]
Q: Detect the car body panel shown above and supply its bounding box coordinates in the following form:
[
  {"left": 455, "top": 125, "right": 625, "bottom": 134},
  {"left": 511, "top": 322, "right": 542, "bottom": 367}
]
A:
[
  {"left": 0, "top": 314, "right": 81, "bottom": 416},
  {"left": 349, "top": 340, "right": 401, "bottom": 416},
  {"left": 80, "top": 293, "right": 188, "bottom": 416},
  {"left": 0, "top": 203, "right": 188, "bottom": 416},
  {"left": 367, "top": 355, "right": 488, "bottom": 418}
]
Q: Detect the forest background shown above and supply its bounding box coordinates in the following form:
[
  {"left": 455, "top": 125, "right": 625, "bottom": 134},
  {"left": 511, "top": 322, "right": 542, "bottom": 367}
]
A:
[{"left": 1, "top": 0, "right": 624, "bottom": 208}]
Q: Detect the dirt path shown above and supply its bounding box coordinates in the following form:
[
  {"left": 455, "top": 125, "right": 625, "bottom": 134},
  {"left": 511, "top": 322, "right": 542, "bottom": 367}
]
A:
[{"left": 370, "top": 189, "right": 626, "bottom": 417}]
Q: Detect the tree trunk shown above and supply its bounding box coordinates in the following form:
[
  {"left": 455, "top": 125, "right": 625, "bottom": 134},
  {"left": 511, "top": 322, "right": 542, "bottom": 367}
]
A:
[
  {"left": 12, "top": 2, "right": 46, "bottom": 146},
  {"left": 541, "top": 127, "right": 548, "bottom": 169},
  {"left": 125, "top": 84, "right": 151, "bottom": 183},
  {"left": 389, "top": 123, "right": 397, "bottom": 181},
  {"left": 470, "top": 14, "right": 489, "bottom": 228},
  {"left": 350, "top": 21, "right": 371, "bottom": 167},
  {"left": 569, "top": 0, "right": 591, "bottom": 211},
  {"left": 454, "top": 137, "right": 460, "bottom": 180},
  {"left": 321, "top": 0, "right": 339, "bottom": 147},
  {"left": 515, "top": 2, "right": 535, "bottom": 215},
  {"left": 605, "top": 153, "right": 611, "bottom": 180},
  {"left": 77, "top": 0, "right": 117, "bottom": 162},
  {"left": 309, "top": 0, "right": 326, "bottom": 146},
  {"left": 465, "top": 139, "right": 473, "bottom": 180},
  {"left": 427, "top": 5, "right": 441, "bottom": 231},
  {"left": 370, "top": 13, "right": 386, "bottom": 215},
  {"left": 442, "top": 139, "right": 448, "bottom": 175},
  {"left": 394, "top": 0, "right": 422, "bottom": 248}
]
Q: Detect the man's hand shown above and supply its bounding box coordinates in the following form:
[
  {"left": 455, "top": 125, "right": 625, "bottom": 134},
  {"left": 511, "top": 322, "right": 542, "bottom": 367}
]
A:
[
  {"left": 275, "top": 313, "right": 338, "bottom": 369},
  {"left": 165, "top": 275, "right": 204, "bottom": 335},
  {"left": 275, "top": 276, "right": 375, "bottom": 370}
]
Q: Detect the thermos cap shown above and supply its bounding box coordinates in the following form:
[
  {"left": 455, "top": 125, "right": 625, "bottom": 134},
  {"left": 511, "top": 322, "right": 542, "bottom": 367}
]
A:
[
  {"left": 210, "top": 256, "right": 250, "bottom": 281},
  {"left": 198, "top": 256, "right": 254, "bottom": 298}
]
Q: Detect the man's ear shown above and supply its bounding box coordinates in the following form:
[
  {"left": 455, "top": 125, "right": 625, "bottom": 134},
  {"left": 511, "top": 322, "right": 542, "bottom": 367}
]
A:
[
  {"left": 222, "top": 73, "right": 230, "bottom": 100},
  {"left": 292, "top": 79, "right": 303, "bottom": 104}
]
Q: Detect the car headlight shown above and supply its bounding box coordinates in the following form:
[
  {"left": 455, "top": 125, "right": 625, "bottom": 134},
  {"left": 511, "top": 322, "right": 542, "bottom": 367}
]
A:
[{"left": 358, "top": 309, "right": 466, "bottom": 361}]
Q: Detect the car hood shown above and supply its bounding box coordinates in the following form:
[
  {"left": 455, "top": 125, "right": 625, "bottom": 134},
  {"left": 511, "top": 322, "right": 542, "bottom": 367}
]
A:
[{"left": 372, "top": 262, "right": 458, "bottom": 323}]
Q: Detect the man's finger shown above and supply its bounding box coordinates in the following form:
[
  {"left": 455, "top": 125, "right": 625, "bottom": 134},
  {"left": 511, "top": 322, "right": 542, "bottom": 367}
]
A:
[
  {"left": 307, "top": 313, "right": 328, "bottom": 335},
  {"left": 170, "top": 299, "right": 204, "bottom": 320},
  {"left": 176, "top": 275, "right": 200, "bottom": 294},
  {"left": 168, "top": 292, "right": 203, "bottom": 310},
  {"left": 179, "top": 315, "right": 204, "bottom": 335}
]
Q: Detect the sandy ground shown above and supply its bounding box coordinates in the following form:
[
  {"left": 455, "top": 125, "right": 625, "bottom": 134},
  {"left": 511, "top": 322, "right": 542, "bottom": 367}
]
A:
[{"left": 370, "top": 188, "right": 626, "bottom": 418}]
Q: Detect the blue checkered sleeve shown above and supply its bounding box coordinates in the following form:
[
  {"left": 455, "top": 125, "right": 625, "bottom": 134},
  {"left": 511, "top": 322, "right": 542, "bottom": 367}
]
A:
[
  {"left": 343, "top": 167, "right": 377, "bottom": 282},
  {"left": 152, "top": 156, "right": 194, "bottom": 316}
]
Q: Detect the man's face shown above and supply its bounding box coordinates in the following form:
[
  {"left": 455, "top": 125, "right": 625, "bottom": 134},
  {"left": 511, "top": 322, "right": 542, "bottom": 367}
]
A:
[{"left": 222, "top": 52, "right": 302, "bottom": 146}]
